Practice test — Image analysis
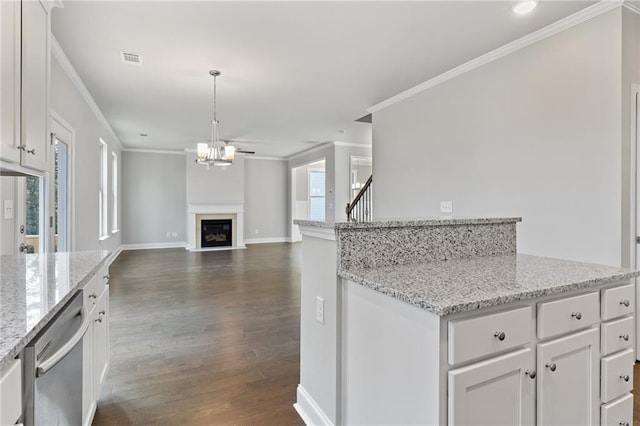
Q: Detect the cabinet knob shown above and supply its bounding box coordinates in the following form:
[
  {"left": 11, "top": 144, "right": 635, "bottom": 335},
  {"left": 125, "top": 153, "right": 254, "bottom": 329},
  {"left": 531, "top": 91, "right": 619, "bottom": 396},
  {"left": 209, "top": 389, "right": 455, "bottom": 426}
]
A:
[
  {"left": 619, "top": 421, "right": 630, "bottom": 426},
  {"left": 546, "top": 362, "right": 557, "bottom": 372},
  {"left": 571, "top": 312, "right": 582, "bottom": 320},
  {"left": 103, "top": 274, "right": 110, "bottom": 280},
  {"left": 525, "top": 370, "right": 536, "bottom": 379},
  {"left": 26, "top": 148, "right": 36, "bottom": 155},
  {"left": 99, "top": 310, "right": 106, "bottom": 315},
  {"left": 619, "top": 374, "right": 630, "bottom": 382},
  {"left": 619, "top": 334, "right": 630, "bottom": 342},
  {"left": 95, "top": 317, "right": 103, "bottom": 323},
  {"left": 493, "top": 331, "right": 506, "bottom": 341},
  {"left": 89, "top": 293, "right": 97, "bottom": 299},
  {"left": 620, "top": 299, "right": 630, "bottom": 307}
]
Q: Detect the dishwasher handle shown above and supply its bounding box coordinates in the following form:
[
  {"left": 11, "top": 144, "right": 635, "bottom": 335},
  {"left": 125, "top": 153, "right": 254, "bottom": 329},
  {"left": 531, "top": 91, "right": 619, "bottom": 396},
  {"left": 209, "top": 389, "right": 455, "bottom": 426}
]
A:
[{"left": 36, "top": 307, "right": 90, "bottom": 377}]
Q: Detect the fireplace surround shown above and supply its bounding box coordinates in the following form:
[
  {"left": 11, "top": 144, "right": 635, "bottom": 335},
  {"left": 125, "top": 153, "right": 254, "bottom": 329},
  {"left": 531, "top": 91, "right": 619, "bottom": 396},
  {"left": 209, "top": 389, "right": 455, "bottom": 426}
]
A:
[{"left": 186, "top": 204, "right": 245, "bottom": 251}]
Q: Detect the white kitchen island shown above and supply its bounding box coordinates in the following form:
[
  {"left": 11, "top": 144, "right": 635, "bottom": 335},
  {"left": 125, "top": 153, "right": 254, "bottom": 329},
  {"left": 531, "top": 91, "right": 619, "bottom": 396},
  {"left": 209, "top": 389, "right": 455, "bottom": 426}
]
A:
[{"left": 294, "top": 218, "right": 640, "bottom": 426}]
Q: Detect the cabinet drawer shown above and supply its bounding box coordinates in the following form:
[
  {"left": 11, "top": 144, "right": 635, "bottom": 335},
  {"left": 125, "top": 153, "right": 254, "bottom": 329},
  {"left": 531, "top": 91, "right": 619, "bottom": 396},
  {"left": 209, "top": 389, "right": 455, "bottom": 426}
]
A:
[
  {"left": 0, "top": 358, "right": 21, "bottom": 426},
  {"left": 537, "top": 292, "right": 599, "bottom": 339},
  {"left": 601, "top": 393, "right": 632, "bottom": 426},
  {"left": 448, "top": 306, "right": 531, "bottom": 365},
  {"left": 601, "top": 284, "right": 634, "bottom": 321},
  {"left": 601, "top": 349, "right": 633, "bottom": 403},
  {"left": 601, "top": 316, "right": 633, "bottom": 356},
  {"left": 83, "top": 275, "right": 99, "bottom": 310}
]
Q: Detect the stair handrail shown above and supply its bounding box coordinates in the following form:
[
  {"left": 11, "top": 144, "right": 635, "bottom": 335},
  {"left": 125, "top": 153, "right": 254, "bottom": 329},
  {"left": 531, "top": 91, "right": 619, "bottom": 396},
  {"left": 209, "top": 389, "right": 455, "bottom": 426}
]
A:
[{"left": 346, "top": 174, "right": 373, "bottom": 221}]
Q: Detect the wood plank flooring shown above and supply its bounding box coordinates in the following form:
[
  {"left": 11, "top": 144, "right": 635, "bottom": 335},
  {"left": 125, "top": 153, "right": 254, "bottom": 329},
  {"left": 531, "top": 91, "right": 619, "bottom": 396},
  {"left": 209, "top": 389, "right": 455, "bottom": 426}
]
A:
[
  {"left": 93, "top": 244, "right": 304, "bottom": 425},
  {"left": 96, "top": 243, "right": 640, "bottom": 425}
]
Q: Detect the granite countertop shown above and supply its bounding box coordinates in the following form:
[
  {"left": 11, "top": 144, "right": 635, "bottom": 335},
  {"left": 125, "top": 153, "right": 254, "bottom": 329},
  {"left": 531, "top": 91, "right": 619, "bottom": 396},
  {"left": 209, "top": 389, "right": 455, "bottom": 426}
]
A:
[
  {"left": 0, "top": 250, "right": 111, "bottom": 374},
  {"left": 294, "top": 217, "right": 522, "bottom": 230},
  {"left": 339, "top": 254, "right": 640, "bottom": 316}
]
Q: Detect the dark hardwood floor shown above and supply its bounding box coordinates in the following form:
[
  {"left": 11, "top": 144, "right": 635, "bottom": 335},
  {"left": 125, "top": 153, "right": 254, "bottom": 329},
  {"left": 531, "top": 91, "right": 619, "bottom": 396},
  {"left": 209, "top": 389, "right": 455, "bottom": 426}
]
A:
[{"left": 93, "top": 243, "right": 304, "bottom": 425}]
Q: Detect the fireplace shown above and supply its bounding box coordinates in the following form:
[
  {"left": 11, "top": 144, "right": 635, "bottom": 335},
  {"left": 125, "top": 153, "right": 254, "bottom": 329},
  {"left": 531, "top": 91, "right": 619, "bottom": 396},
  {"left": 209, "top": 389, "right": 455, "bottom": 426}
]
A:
[{"left": 201, "top": 219, "right": 232, "bottom": 248}]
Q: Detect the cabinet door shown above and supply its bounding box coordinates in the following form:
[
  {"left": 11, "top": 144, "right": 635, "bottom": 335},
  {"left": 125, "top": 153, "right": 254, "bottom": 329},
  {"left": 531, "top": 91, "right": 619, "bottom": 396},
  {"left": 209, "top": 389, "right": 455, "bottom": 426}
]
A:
[
  {"left": 537, "top": 327, "right": 599, "bottom": 426},
  {"left": 21, "top": 0, "right": 49, "bottom": 172},
  {"left": 82, "top": 307, "right": 96, "bottom": 426},
  {"left": 0, "top": 0, "right": 21, "bottom": 164},
  {"left": 93, "top": 285, "right": 109, "bottom": 399},
  {"left": 448, "top": 348, "right": 535, "bottom": 426}
]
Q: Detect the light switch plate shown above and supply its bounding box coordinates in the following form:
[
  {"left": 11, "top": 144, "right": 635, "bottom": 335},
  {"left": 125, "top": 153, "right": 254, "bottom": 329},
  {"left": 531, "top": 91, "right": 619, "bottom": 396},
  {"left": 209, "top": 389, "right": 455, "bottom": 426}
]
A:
[
  {"left": 440, "top": 201, "right": 453, "bottom": 214},
  {"left": 316, "top": 296, "right": 325, "bottom": 325},
  {"left": 3, "top": 200, "right": 13, "bottom": 219}
]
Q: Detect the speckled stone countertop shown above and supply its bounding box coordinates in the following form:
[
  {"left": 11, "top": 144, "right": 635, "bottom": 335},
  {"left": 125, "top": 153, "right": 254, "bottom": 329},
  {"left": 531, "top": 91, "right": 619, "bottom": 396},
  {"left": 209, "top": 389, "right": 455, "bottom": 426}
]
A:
[
  {"left": 0, "top": 251, "right": 111, "bottom": 374},
  {"left": 339, "top": 254, "right": 640, "bottom": 316},
  {"left": 294, "top": 217, "right": 522, "bottom": 230}
]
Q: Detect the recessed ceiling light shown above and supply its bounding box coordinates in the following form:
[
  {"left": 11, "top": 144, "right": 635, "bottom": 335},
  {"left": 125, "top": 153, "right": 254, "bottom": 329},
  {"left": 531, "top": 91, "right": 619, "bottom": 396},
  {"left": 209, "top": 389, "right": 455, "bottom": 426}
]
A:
[{"left": 513, "top": 0, "right": 538, "bottom": 15}]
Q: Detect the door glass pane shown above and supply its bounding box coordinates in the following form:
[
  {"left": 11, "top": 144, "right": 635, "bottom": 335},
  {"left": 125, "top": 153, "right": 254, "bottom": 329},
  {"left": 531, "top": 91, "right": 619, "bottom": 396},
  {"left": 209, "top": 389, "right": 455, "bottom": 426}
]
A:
[
  {"left": 25, "top": 176, "right": 40, "bottom": 253},
  {"left": 309, "top": 171, "right": 325, "bottom": 221},
  {"left": 55, "top": 139, "right": 68, "bottom": 251}
]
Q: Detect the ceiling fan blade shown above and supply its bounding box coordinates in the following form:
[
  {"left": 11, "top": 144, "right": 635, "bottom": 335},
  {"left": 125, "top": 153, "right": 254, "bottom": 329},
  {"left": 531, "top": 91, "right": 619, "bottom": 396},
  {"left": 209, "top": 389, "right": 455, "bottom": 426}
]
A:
[{"left": 235, "top": 149, "right": 255, "bottom": 154}]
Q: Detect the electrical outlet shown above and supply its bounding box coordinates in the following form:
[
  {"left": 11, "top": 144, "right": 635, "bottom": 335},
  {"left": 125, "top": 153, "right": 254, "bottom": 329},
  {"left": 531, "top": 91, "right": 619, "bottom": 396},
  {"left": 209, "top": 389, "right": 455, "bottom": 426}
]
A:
[
  {"left": 316, "top": 296, "right": 325, "bottom": 324},
  {"left": 171, "top": 232, "right": 177, "bottom": 237},
  {"left": 255, "top": 229, "right": 259, "bottom": 235},
  {"left": 166, "top": 231, "right": 171, "bottom": 237},
  {"left": 440, "top": 201, "right": 453, "bottom": 214}
]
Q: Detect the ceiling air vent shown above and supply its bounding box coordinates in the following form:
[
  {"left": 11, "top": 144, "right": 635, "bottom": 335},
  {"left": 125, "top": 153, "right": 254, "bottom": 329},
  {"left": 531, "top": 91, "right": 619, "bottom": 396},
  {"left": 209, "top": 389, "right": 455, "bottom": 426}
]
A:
[{"left": 120, "top": 51, "right": 142, "bottom": 65}]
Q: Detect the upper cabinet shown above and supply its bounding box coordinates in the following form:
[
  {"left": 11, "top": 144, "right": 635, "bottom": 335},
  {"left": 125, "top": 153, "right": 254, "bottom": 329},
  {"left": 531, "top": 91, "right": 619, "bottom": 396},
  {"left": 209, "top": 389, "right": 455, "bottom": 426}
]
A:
[{"left": 1, "top": 0, "right": 52, "bottom": 173}]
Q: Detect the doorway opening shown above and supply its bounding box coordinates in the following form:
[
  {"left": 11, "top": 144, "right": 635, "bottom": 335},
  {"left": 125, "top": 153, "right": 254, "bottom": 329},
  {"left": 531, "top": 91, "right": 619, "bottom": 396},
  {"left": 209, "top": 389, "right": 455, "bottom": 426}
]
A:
[{"left": 290, "top": 159, "right": 326, "bottom": 242}]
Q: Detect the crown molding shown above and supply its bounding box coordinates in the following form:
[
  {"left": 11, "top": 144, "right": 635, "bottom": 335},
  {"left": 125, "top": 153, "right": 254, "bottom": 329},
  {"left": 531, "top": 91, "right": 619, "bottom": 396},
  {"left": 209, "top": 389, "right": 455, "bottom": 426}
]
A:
[
  {"left": 623, "top": 0, "right": 640, "bottom": 15},
  {"left": 286, "top": 142, "right": 334, "bottom": 161},
  {"left": 50, "top": 35, "right": 124, "bottom": 150},
  {"left": 368, "top": 0, "right": 624, "bottom": 114},
  {"left": 122, "top": 148, "right": 185, "bottom": 155},
  {"left": 245, "top": 156, "right": 286, "bottom": 161}
]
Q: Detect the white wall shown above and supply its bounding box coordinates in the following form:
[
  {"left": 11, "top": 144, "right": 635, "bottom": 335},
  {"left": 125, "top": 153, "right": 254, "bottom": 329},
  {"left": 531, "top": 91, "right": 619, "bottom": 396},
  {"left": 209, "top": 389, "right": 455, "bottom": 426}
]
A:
[
  {"left": 185, "top": 151, "right": 245, "bottom": 205},
  {"left": 50, "top": 55, "right": 122, "bottom": 252},
  {"left": 121, "top": 151, "right": 186, "bottom": 245},
  {"left": 244, "top": 158, "right": 289, "bottom": 241},
  {"left": 372, "top": 10, "right": 626, "bottom": 266}
]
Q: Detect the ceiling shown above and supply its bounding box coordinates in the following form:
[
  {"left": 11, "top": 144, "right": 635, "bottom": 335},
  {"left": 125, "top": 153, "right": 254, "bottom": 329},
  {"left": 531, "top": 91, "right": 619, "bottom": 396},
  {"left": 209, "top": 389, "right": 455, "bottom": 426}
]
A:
[{"left": 52, "top": 1, "right": 598, "bottom": 158}]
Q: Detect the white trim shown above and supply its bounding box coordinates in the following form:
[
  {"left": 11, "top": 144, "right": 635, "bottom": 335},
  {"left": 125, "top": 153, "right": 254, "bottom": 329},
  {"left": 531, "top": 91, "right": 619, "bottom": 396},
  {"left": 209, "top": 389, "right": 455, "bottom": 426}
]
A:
[
  {"left": 50, "top": 36, "right": 124, "bottom": 150},
  {"left": 122, "top": 148, "right": 185, "bottom": 155},
  {"left": 245, "top": 155, "right": 286, "bottom": 161},
  {"left": 121, "top": 242, "right": 187, "bottom": 251},
  {"left": 294, "top": 385, "right": 335, "bottom": 426},
  {"left": 287, "top": 142, "right": 334, "bottom": 161},
  {"left": 298, "top": 225, "right": 336, "bottom": 241},
  {"left": 624, "top": 1, "right": 640, "bottom": 15},
  {"left": 333, "top": 141, "right": 372, "bottom": 149},
  {"left": 108, "top": 247, "right": 123, "bottom": 264},
  {"left": 50, "top": 110, "right": 76, "bottom": 252},
  {"left": 367, "top": 0, "right": 624, "bottom": 114},
  {"left": 244, "top": 237, "right": 291, "bottom": 244},
  {"left": 40, "top": 0, "right": 63, "bottom": 14},
  {"left": 185, "top": 245, "right": 246, "bottom": 252}
]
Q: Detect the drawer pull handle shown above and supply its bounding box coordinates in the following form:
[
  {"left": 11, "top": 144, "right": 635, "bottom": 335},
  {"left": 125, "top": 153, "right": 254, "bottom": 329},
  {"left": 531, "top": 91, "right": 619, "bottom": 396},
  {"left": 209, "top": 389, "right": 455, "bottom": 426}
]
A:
[
  {"left": 546, "top": 363, "right": 557, "bottom": 372},
  {"left": 95, "top": 317, "right": 103, "bottom": 323},
  {"left": 493, "top": 331, "right": 506, "bottom": 341},
  {"left": 619, "top": 422, "right": 630, "bottom": 426},
  {"left": 99, "top": 310, "right": 106, "bottom": 316},
  {"left": 89, "top": 293, "right": 97, "bottom": 299},
  {"left": 619, "top": 374, "right": 630, "bottom": 382},
  {"left": 620, "top": 299, "right": 630, "bottom": 307},
  {"left": 571, "top": 312, "right": 582, "bottom": 320},
  {"left": 524, "top": 370, "right": 536, "bottom": 379},
  {"left": 620, "top": 334, "right": 630, "bottom": 342},
  {"left": 103, "top": 275, "right": 110, "bottom": 280}
]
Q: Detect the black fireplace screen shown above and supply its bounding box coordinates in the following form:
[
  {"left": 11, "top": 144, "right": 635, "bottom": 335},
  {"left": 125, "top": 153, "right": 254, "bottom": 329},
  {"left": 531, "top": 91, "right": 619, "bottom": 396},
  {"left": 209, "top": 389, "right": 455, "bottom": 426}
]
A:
[{"left": 201, "top": 219, "right": 232, "bottom": 247}]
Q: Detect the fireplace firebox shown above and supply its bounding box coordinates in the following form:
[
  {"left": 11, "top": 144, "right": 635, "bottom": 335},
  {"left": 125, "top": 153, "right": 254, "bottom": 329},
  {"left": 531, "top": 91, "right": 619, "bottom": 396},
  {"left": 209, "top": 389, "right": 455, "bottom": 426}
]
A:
[{"left": 201, "top": 219, "right": 232, "bottom": 248}]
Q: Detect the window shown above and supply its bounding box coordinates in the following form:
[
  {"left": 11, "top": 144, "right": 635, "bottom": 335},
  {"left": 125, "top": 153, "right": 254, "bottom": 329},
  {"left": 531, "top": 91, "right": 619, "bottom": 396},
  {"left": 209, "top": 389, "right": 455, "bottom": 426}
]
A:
[
  {"left": 308, "top": 171, "right": 326, "bottom": 221},
  {"left": 111, "top": 152, "right": 118, "bottom": 233},
  {"left": 99, "top": 139, "right": 108, "bottom": 239}
]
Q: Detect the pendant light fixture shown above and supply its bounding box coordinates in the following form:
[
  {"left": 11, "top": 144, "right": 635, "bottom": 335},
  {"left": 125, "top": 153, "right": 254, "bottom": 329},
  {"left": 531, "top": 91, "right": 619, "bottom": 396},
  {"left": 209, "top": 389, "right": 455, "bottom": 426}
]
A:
[{"left": 196, "top": 70, "right": 234, "bottom": 167}]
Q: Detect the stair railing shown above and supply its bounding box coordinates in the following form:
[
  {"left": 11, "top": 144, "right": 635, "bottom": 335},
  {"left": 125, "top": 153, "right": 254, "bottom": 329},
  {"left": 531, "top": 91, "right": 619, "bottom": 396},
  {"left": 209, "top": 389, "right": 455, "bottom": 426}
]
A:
[{"left": 346, "top": 174, "right": 372, "bottom": 222}]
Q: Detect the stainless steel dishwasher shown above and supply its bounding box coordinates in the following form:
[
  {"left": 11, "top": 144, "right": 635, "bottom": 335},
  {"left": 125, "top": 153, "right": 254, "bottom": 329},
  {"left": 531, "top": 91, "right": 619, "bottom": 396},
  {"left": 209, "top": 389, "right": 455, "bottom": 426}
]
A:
[{"left": 23, "top": 290, "right": 91, "bottom": 426}]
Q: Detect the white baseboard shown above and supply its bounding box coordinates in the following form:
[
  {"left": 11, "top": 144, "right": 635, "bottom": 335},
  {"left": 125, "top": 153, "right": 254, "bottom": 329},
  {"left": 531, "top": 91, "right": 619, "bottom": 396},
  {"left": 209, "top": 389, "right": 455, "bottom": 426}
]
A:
[
  {"left": 293, "top": 385, "right": 334, "bottom": 426},
  {"left": 244, "top": 237, "right": 292, "bottom": 244},
  {"left": 121, "top": 242, "right": 186, "bottom": 251}
]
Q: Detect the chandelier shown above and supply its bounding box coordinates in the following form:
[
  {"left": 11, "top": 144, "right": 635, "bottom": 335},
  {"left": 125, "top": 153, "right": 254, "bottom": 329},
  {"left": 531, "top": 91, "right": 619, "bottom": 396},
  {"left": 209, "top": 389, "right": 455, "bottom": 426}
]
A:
[{"left": 196, "top": 70, "right": 235, "bottom": 167}]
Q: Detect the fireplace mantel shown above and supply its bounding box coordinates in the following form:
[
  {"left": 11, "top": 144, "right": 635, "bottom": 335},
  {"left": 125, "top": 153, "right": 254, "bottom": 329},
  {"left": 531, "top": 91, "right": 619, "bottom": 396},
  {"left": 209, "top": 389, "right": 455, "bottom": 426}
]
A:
[{"left": 186, "top": 204, "right": 245, "bottom": 251}]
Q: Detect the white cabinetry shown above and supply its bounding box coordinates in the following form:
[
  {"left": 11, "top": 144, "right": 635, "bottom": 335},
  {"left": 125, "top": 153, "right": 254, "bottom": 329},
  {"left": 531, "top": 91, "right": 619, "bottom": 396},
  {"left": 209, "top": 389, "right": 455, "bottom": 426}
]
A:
[
  {"left": 536, "top": 327, "right": 599, "bottom": 426},
  {"left": 0, "top": 0, "right": 51, "bottom": 172},
  {"left": 448, "top": 348, "right": 534, "bottom": 425},
  {"left": 0, "top": 359, "right": 22, "bottom": 426},
  {"left": 81, "top": 265, "right": 110, "bottom": 426}
]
